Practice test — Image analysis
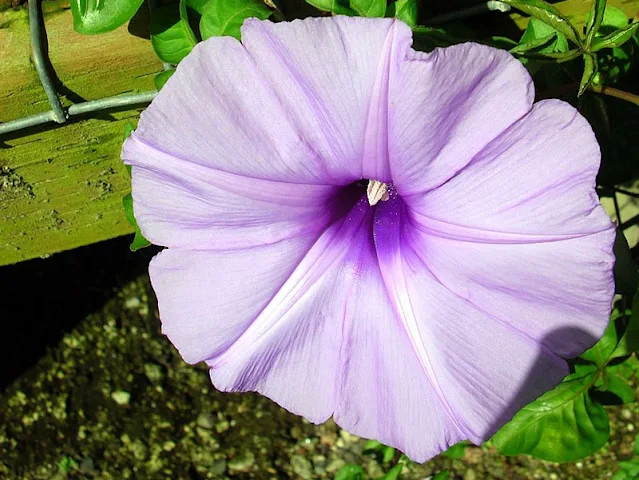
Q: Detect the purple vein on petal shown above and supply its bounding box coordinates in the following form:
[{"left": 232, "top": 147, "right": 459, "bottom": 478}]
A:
[
  {"left": 407, "top": 209, "right": 612, "bottom": 245},
  {"left": 404, "top": 228, "right": 567, "bottom": 372},
  {"left": 207, "top": 197, "right": 372, "bottom": 370},
  {"left": 361, "top": 20, "right": 408, "bottom": 183},
  {"left": 373, "top": 199, "right": 472, "bottom": 439}
]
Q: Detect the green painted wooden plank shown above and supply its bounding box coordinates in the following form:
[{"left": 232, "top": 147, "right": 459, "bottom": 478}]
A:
[{"left": 0, "top": 1, "right": 159, "bottom": 266}]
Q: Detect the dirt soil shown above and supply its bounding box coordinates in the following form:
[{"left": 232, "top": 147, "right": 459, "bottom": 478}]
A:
[{"left": 0, "top": 238, "right": 637, "bottom": 480}]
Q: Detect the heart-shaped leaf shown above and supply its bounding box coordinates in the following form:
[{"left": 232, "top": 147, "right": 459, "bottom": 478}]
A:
[
  {"left": 492, "top": 372, "right": 609, "bottom": 462},
  {"left": 151, "top": 0, "right": 198, "bottom": 64},
  {"left": 71, "top": 0, "right": 144, "bottom": 34},
  {"left": 388, "top": 0, "right": 417, "bottom": 27},
  {"left": 200, "top": 0, "right": 272, "bottom": 40},
  {"left": 350, "top": 0, "right": 386, "bottom": 17}
]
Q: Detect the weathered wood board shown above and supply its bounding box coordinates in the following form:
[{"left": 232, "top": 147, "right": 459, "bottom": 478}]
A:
[
  {"left": 1, "top": 0, "right": 160, "bottom": 266},
  {"left": 0, "top": 0, "right": 638, "bottom": 266}
]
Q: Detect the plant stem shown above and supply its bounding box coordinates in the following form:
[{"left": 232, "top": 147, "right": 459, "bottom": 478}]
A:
[{"left": 589, "top": 85, "right": 639, "bottom": 107}]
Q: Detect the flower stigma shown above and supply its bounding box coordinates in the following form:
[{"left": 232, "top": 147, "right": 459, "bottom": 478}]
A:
[{"left": 366, "top": 179, "right": 390, "bottom": 206}]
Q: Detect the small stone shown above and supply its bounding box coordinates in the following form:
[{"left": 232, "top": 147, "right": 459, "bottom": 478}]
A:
[
  {"left": 111, "top": 390, "right": 131, "bottom": 406},
  {"left": 211, "top": 459, "right": 227, "bottom": 475},
  {"left": 197, "top": 412, "right": 215, "bottom": 429},
  {"left": 228, "top": 452, "right": 255, "bottom": 472},
  {"left": 549, "top": 474, "right": 559, "bottom": 480},
  {"left": 144, "top": 363, "right": 164, "bottom": 384},
  {"left": 124, "top": 297, "right": 141, "bottom": 309},
  {"left": 216, "top": 419, "right": 230, "bottom": 433},
  {"left": 312, "top": 455, "right": 327, "bottom": 475},
  {"left": 464, "top": 469, "right": 477, "bottom": 480},
  {"left": 326, "top": 458, "right": 345, "bottom": 473},
  {"left": 622, "top": 408, "right": 633, "bottom": 420},
  {"left": 576, "top": 462, "right": 584, "bottom": 469},
  {"left": 290, "top": 426, "right": 303, "bottom": 439},
  {"left": 291, "top": 455, "right": 313, "bottom": 479},
  {"left": 163, "top": 440, "right": 176, "bottom": 452},
  {"left": 628, "top": 423, "right": 635, "bottom": 432}
]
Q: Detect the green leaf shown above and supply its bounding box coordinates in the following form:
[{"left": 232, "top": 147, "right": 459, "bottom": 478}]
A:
[
  {"left": 335, "top": 464, "right": 365, "bottom": 480},
  {"left": 122, "top": 125, "right": 151, "bottom": 252},
  {"left": 123, "top": 122, "right": 135, "bottom": 141},
  {"left": 432, "top": 471, "right": 451, "bottom": 480},
  {"left": 200, "top": 0, "right": 272, "bottom": 40},
  {"left": 585, "top": 0, "right": 606, "bottom": 48},
  {"left": 579, "top": 53, "right": 598, "bottom": 96},
  {"left": 387, "top": 0, "right": 417, "bottom": 27},
  {"left": 519, "top": 17, "right": 569, "bottom": 52},
  {"left": 600, "top": 5, "right": 629, "bottom": 29},
  {"left": 71, "top": 0, "right": 144, "bottom": 34},
  {"left": 498, "top": 0, "right": 581, "bottom": 45},
  {"left": 122, "top": 193, "right": 152, "bottom": 251},
  {"left": 381, "top": 446, "right": 395, "bottom": 463},
  {"left": 186, "top": 0, "right": 211, "bottom": 15},
  {"left": 151, "top": 0, "right": 198, "bottom": 64},
  {"left": 580, "top": 315, "right": 618, "bottom": 366},
  {"left": 614, "top": 459, "right": 639, "bottom": 480},
  {"left": 611, "top": 293, "right": 639, "bottom": 358},
  {"left": 442, "top": 441, "right": 467, "bottom": 459},
  {"left": 350, "top": 0, "right": 386, "bottom": 17},
  {"left": 592, "top": 22, "right": 639, "bottom": 52},
  {"left": 595, "top": 372, "right": 635, "bottom": 404},
  {"left": 306, "top": 0, "right": 355, "bottom": 15},
  {"left": 154, "top": 69, "right": 176, "bottom": 90},
  {"left": 380, "top": 463, "right": 403, "bottom": 480},
  {"left": 511, "top": 33, "right": 558, "bottom": 54},
  {"left": 492, "top": 373, "right": 610, "bottom": 462}
]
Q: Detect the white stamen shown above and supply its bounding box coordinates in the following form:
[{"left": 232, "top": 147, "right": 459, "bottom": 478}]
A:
[{"left": 367, "top": 179, "right": 390, "bottom": 206}]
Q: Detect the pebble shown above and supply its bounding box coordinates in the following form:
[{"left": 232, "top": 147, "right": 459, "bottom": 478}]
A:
[
  {"left": 110, "top": 390, "right": 131, "bottom": 406},
  {"left": 228, "top": 452, "right": 255, "bottom": 472},
  {"left": 196, "top": 412, "right": 215, "bottom": 429},
  {"left": 291, "top": 455, "right": 313, "bottom": 479},
  {"left": 143, "top": 363, "right": 164, "bottom": 384},
  {"left": 124, "top": 297, "right": 141, "bottom": 309}
]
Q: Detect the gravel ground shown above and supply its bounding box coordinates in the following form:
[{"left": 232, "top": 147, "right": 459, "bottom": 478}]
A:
[{"left": 0, "top": 240, "right": 637, "bottom": 480}]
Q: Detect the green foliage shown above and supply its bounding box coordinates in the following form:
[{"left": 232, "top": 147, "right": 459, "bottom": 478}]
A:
[
  {"left": 492, "top": 372, "right": 609, "bottom": 462},
  {"left": 335, "top": 464, "right": 366, "bottom": 480},
  {"left": 432, "top": 471, "right": 450, "bottom": 480},
  {"left": 150, "top": 0, "right": 198, "bottom": 64},
  {"left": 306, "top": 0, "right": 355, "bottom": 15},
  {"left": 186, "top": 0, "right": 211, "bottom": 15},
  {"left": 498, "top": 0, "right": 581, "bottom": 45},
  {"left": 71, "top": 0, "right": 144, "bottom": 34},
  {"left": 387, "top": 0, "right": 417, "bottom": 27},
  {"left": 200, "top": 0, "right": 272, "bottom": 40},
  {"left": 379, "top": 463, "right": 403, "bottom": 480},
  {"left": 493, "top": 297, "right": 639, "bottom": 462},
  {"left": 350, "top": 0, "right": 386, "bottom": 17},
  {"left": 154, "top": 69, "right": 176, "bottom": 90},
  {"left": 363, "top": 439, "right": 396, "bottom": 463},
  {"left": 585, "top": 0, "right": 606, "bottom": 48},
  {"left": 441, "top": 441, "right": 467, "bottom": 459},
  {"left": 592, "top": 23, "right": 639, "bottom": 52},
  {"left": 121, "top": 123, "right": 151, "bottom": 252}
]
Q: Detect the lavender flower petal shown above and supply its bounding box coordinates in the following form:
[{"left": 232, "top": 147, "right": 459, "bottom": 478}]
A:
[
  {"left": 389, "top": 42, "right": 534, "bottom": 196},
  {"left": 374, "top": 196, "right": 569, "bottom": 446},
  {"left": 122, "top": 135, "right": 338, "bottom": 249}
]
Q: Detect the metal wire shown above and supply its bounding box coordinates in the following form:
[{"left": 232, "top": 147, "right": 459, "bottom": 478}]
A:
[
  {"left": 28, "top": 0, "right": 66, "bottom": 123},
  {"left": 0, "top": 0, "right": 157, "bottom": 138}
]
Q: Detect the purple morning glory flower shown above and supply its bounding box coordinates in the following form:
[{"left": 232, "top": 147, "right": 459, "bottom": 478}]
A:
[{"left": 122, "top": 17, "right": 616, "bottom": 461}]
